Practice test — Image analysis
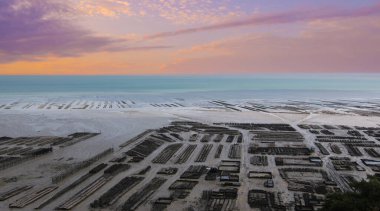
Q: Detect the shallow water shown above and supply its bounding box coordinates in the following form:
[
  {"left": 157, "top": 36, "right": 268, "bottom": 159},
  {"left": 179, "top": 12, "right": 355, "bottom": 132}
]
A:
[{"left": 0, "top": 74, "right": 379, "bottom": 101}]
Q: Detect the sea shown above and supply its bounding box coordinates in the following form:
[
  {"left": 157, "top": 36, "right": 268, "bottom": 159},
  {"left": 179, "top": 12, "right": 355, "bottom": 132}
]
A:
[{"left": 0, "top": 74, "right": 379, "bottom": 102}]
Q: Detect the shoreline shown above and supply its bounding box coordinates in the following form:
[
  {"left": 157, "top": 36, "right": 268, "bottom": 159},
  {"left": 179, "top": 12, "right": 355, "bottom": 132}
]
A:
[{"left": 0, "top": 100, "right": 379, "bottom": 210}]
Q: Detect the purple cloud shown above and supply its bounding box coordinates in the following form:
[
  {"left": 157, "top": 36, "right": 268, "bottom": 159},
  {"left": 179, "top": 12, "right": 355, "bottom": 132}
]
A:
[
  {"left": 0, "top": 0, "right": 169, "bottom": 63},
  {"left": 146, "top": 3, "right": 380, "bottom": 39}
]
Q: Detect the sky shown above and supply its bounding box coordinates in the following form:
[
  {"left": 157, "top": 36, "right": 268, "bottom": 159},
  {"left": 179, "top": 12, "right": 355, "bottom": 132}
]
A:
[{"left": 0, "top": 0, "right": 380, "bottom": 75}]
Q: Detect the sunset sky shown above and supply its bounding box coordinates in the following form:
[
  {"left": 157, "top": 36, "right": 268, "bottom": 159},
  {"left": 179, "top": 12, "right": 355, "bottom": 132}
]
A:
[{"left": 1, "top": 0, "right": 380, "bottom": 75}]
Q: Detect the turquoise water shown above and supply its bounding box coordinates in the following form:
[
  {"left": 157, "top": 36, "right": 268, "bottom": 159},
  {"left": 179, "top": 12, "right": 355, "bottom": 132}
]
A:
[{"left": 0, "top": 74, "right": 379, "bottom": 100}]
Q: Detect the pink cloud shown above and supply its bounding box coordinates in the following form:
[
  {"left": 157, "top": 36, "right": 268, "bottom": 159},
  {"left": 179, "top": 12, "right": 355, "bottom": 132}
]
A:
[
  {"left": 163, "top": 16, "right": 380, "bottom": 73},
  {"left": 76, "top": 0, "right": 133, "bottom": 17},
  {"left": 76, "top": 0, "right": 244, "bottom": 25},
  {"left": 147, "top": 3, "right": 380, "bottom": 39}
]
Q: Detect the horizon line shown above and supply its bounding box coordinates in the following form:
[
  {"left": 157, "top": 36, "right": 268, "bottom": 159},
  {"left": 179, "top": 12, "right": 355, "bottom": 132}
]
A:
[{"left": 0, "top": 72, "right": 379, "bottom": 77}]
